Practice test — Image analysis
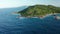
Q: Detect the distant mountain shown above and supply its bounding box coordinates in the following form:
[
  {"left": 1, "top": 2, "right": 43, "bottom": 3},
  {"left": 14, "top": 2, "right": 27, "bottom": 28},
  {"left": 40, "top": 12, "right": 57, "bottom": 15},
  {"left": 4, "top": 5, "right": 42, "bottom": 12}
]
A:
[
  {"left": 18, "top": 5, "right": 60, "bottom": 17},
  {"left": 0, "top": 6, "right": 28, "bottom": 13}
]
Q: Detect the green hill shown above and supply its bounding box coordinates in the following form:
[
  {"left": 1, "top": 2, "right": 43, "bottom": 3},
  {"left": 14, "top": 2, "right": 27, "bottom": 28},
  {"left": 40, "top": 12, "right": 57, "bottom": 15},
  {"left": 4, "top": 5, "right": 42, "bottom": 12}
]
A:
[{"left": 18, "top": 5, "right": 60, "bottom": 17}]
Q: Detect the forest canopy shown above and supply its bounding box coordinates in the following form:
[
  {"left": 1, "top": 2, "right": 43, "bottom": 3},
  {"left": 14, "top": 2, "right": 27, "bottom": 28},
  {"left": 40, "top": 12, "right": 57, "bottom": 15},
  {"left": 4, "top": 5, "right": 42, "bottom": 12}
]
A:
[{"left": 18, "top": 5, "right": 60, "bottom": 17}]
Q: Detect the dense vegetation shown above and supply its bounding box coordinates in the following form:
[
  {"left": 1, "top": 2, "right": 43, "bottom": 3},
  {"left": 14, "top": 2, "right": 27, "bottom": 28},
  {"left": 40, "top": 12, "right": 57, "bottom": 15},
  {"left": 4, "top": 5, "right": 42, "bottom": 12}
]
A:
[{"left": 18, "top": 5, "right": 60, "bottom": 17}]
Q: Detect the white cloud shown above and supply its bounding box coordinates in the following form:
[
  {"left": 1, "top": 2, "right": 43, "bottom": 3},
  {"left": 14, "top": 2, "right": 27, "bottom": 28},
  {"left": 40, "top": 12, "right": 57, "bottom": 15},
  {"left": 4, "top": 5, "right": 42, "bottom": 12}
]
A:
[
  {"left": 0, "top": 0, "right": 25, "bottom": 8},
  {"left": 0, "top": 0, "right": 60, "bottom": 8}
]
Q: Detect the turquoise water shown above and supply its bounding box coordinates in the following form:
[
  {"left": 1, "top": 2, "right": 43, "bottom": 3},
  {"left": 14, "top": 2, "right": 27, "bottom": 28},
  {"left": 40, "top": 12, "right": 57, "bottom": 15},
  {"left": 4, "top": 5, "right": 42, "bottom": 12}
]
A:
[{"left": 0, "top": 11, "right": 60, "bottom": 34}]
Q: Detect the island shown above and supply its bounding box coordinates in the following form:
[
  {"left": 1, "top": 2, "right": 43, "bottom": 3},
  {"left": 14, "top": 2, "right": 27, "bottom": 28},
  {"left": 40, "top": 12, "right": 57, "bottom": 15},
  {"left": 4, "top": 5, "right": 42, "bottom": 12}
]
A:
[{"left": 18, "top": 5, "right": 60, "bottom": 18}]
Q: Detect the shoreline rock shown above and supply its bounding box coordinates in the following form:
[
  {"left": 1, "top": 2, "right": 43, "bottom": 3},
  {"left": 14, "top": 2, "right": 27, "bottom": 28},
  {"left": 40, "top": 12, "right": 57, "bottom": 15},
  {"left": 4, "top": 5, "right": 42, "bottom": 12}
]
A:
[{"left": 16, "top": 13, "right": 60, "bottom": 19}]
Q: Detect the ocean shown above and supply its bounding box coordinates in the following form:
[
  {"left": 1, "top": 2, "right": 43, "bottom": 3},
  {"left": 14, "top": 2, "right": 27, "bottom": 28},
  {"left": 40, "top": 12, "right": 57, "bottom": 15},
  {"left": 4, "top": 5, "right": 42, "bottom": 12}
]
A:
[{"left": 0, "top": 11, "right": 60, "bottom": 34}]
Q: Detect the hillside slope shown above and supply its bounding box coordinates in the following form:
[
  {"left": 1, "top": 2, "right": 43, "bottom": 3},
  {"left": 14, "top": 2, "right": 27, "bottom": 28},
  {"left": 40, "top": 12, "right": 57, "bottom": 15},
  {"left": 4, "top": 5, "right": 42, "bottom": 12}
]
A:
[{"left": 18, "top": 5, "right": 60, "bottom": 17}]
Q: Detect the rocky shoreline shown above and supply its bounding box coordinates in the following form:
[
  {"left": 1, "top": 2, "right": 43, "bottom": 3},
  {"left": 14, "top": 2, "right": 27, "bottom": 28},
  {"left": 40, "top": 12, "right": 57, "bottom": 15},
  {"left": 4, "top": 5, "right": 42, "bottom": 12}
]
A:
[{"left": 13, "top": 12, "right": 60, "bottom": 19}]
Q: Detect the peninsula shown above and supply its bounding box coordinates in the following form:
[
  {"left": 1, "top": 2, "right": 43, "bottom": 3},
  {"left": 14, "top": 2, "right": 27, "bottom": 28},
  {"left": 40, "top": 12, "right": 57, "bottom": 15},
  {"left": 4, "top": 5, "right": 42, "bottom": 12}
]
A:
[{"left": 18, "top": 5, "right": 60, "bottom": 18}]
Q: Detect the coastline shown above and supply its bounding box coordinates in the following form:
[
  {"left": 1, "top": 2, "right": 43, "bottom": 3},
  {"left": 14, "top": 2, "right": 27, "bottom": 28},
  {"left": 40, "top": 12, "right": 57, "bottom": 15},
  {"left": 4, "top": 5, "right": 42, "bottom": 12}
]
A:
[
  {"left": 17, "top": 13, "right": 53, "bottom": 19},
  {"left": 39, "top": 13, "right": 60, "bottom": 18},
  {"left": 13, "top": 12, "right": 60, "bottom": 19}
]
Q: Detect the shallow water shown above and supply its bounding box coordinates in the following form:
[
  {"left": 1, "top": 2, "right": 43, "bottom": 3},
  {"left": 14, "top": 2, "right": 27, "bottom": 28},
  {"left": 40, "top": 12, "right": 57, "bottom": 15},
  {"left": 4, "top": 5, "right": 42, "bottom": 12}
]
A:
[{"left": 0, "top": 11, "right": 60, "bottom": 34}]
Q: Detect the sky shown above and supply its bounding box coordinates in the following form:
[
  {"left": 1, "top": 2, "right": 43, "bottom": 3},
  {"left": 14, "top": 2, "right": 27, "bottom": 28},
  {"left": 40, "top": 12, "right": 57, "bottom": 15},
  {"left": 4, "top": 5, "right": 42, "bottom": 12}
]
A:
[{"left": 0, "top": 0, "right": 60, "bottom": 8}]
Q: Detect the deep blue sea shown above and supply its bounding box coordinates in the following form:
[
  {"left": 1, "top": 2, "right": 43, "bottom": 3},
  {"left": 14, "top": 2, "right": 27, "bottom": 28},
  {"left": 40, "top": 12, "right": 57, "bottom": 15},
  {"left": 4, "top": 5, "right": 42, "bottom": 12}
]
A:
[{"left": 0, "top": 11, "right": 60, "bottom": 34}]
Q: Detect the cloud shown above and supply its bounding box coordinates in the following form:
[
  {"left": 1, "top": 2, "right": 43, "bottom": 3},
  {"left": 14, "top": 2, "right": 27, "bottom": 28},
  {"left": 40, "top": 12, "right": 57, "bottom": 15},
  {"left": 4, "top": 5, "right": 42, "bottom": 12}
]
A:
[{"left": 0, "top": 0, "right": 60, "bottom": 8}]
